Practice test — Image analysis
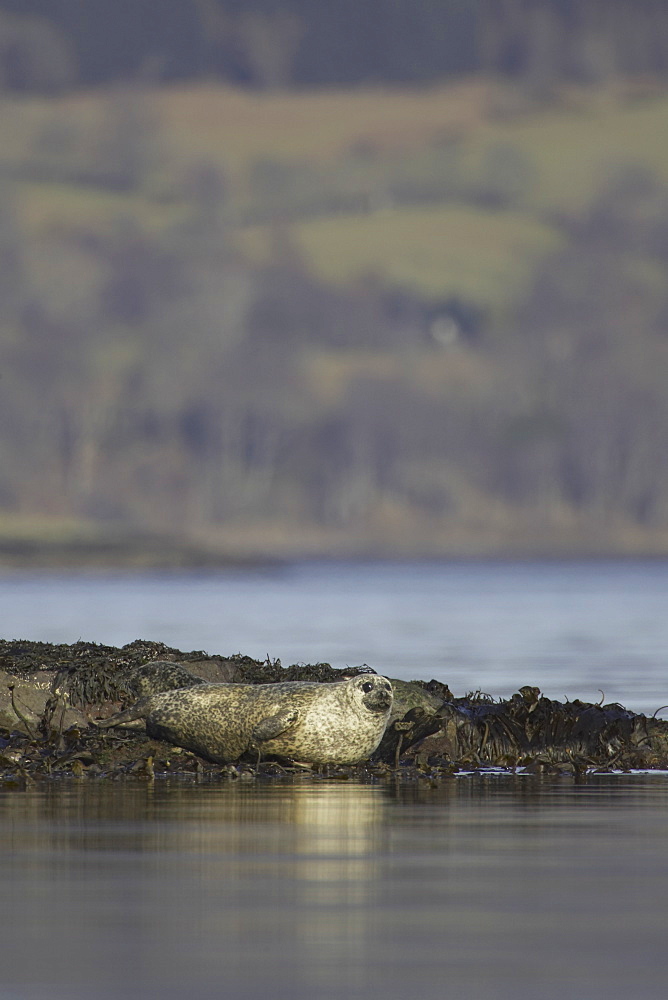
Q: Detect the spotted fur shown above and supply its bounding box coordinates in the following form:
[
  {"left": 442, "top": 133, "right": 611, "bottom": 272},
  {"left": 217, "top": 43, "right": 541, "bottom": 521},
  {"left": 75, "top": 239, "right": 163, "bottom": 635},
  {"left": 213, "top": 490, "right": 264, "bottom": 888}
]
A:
[{"left": 96, "top": 675, "right": 393, "bottom": 765}]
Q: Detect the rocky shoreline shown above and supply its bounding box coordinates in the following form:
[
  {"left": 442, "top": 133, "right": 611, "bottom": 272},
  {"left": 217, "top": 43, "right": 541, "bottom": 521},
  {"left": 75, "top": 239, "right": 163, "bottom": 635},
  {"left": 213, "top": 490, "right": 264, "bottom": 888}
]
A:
[{"left": 1, "top": 638, "right": 667, "bottom": 785}]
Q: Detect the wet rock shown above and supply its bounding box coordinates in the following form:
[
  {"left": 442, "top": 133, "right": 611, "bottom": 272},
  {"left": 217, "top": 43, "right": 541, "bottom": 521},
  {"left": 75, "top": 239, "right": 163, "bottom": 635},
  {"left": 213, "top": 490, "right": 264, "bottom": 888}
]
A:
[
  {"left": 0, "top": 669, "right": 86, "bottom": 734},
  {"left": 1, "top": 640, "right": 668, "bottom": 779},
  {"left": 0, "top": 638, "right": 256, "bottom": 714}
]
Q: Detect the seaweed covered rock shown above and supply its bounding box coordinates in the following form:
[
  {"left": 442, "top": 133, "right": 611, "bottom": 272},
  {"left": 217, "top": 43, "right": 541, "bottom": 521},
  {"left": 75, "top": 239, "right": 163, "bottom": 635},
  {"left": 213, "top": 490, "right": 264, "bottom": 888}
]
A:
[
  {"left": 1, "top": 639, "right": 668, "bottom": 778},
  {"left": 0, "top": 639, "right": 246, "bottom": 733},
  {"left": 0, "top": 639, "right": 384, "bottom": 737},
  {"left": 403, "top": 685, "right": 668, "bottom": 772}
]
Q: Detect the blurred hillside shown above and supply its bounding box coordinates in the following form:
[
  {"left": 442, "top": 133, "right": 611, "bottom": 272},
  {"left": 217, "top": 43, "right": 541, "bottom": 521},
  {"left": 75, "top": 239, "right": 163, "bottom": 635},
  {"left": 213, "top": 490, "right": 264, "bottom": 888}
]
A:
[{"left": 1, "top": 2, "right": 668, "bottom": 562}]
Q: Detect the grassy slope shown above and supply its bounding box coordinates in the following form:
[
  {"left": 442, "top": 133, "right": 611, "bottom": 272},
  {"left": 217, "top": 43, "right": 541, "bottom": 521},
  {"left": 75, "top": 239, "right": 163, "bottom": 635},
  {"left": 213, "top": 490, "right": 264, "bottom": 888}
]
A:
[
  {"left": 152, "top": 80, "right": 668, "bottom": 203},
  {"left": 240, "top": 205, "right": 560, "bottom": 309},
  {"left": 9, "top": 80, "right": 668, "bottom": 315}
]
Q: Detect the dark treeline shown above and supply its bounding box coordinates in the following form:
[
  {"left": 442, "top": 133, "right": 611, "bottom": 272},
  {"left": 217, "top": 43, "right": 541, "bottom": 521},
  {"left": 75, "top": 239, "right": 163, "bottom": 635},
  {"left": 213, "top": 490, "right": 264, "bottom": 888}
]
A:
[{"left": 1, "top": 0, "right": 668, "bottom": 92}]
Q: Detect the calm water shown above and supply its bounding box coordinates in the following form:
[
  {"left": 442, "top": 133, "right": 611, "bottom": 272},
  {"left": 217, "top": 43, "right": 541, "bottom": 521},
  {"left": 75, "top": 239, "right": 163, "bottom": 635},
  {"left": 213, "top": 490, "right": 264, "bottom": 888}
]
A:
[
  {"left": 2, "top": 560, "right": 668, "bottom": 999},
  {"left": 1, "top": 559, "right": 668, "bottom": 711},
  {"left": 1, "top": 776, "right": 668, "bottom": 1000}
]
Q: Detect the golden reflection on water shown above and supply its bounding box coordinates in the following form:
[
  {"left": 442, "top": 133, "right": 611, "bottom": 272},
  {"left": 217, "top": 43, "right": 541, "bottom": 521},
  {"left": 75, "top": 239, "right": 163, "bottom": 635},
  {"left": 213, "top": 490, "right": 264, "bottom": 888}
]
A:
[
  {"left": 3, "top": 776, "right": 668, "bottom": 1000},
  {"left": 0, "top": 780, "right": 390, "bottom": 998}
]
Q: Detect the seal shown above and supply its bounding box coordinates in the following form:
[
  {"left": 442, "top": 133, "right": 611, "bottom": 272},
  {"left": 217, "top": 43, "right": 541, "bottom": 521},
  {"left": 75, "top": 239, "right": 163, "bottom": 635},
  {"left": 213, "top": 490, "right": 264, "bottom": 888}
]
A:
[
  {"left": 377, "top": 679, "right": 450, "bottom": 764},
  {"left": 388, "top": 679, "right": 445, "bottom": 725},
  {"left": 130, "top": 660, "right": 208, "bottom": 697},
  {"left": 95, "top": 674, "right": 394, "bottom": 765}
]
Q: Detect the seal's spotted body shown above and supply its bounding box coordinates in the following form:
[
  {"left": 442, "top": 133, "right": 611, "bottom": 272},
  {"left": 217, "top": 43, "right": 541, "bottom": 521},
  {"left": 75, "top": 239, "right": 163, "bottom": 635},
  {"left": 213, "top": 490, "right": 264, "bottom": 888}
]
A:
[{"left": 96, "top": 675, "right": 393, "bottom": 765}]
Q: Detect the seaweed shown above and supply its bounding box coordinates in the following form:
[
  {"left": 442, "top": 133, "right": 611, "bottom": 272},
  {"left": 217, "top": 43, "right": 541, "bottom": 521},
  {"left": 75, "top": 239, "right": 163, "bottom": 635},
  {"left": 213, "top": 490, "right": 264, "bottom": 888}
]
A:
[{"left": 1, "top": 638, "right": 667, "bottom": 782}]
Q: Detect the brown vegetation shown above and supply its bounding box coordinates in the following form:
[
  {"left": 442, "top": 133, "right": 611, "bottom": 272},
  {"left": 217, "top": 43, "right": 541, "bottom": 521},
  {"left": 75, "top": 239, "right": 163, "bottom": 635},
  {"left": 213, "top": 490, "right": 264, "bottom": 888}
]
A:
[{"left": 1, "top": 640, "right": 667, "bottom": 780}]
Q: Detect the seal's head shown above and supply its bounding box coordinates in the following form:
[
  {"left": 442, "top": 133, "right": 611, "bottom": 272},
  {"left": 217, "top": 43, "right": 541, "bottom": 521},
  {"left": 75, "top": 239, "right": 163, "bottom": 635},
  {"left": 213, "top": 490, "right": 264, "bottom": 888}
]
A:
[{"left": 350, "top": 674, "right": 394, "bottom": 714}]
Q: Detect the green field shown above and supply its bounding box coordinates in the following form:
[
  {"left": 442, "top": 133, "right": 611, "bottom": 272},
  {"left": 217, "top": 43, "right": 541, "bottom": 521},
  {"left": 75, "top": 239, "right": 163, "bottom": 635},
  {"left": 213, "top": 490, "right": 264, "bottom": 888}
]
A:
[
  {"left": 8, "top": 78, "right": 668, "bottom": 316},
  {"left": 240, "top": 205, "right": 562, "bottom": 312}
]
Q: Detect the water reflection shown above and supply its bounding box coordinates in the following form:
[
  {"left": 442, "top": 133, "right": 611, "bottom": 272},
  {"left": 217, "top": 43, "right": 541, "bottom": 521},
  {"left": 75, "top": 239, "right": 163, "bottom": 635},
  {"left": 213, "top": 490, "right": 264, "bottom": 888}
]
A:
[
  {"left": 0, "top": 781, "right": 388, "bottom": 1000},
  {"left": 1, "top": 776, "right": 668, "bottom": 999}
]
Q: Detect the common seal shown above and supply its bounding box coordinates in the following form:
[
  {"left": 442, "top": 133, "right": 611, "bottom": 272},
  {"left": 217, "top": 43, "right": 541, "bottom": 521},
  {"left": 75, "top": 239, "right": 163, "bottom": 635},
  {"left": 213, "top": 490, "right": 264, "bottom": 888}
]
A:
[
  {"left": 95, "top": 674, "right": 394, "bottom": 765},
  {"left": 387, "top": 679, "right": 445, "bottom": 725},
  {"left": 130, "top": 660, "right": 208, "bottom": 697}
]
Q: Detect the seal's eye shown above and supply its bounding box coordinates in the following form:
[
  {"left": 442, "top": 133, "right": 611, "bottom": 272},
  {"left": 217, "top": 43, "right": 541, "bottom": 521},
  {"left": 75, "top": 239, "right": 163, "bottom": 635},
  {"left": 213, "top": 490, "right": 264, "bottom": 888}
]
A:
[{"left": 362, "top": 681, "right": 374, "bottom": 693}]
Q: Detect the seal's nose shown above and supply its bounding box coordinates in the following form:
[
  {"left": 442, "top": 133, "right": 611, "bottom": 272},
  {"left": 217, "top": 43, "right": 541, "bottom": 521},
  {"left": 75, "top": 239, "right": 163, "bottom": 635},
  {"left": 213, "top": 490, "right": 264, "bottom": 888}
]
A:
[{"left": 364, "top": 685, "right": 393, "bottom": 712}]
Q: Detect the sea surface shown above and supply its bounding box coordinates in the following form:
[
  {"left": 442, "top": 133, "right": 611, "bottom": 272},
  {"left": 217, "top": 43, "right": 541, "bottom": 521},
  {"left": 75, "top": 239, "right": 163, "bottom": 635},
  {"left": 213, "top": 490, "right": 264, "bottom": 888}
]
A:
[
  {"left": 1, "top": 559, "right": 668, "bottom": 999},
  {"left": 1, "top": 558, "right": 668, "bottom": 711}
]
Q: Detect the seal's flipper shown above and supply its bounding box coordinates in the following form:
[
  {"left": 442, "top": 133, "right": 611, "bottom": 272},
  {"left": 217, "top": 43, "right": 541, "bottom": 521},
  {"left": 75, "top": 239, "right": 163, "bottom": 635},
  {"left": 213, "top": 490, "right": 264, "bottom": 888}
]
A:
[
  {"left": 251, "top": 709, "right": 300, "bottom": 744},
  {"left": 93, "top": 697, "right": 152, "bottom": 729}
]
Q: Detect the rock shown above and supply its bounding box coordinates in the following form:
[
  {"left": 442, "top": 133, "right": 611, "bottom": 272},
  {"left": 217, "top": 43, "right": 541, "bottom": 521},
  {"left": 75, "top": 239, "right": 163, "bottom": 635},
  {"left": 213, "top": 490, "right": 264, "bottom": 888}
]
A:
[{"left": 0, "top": 669, "right": 86, "bottom": 734}]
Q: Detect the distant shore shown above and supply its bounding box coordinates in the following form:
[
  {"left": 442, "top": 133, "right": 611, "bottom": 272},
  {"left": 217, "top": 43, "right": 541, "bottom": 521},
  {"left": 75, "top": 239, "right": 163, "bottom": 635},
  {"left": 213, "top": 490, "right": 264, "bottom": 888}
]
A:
[
  {"left": 2, "top": 516, "right": 668, "bottom": 570},
  {"left": 0, "top": 521, "right": 276, "bottom": 571}
]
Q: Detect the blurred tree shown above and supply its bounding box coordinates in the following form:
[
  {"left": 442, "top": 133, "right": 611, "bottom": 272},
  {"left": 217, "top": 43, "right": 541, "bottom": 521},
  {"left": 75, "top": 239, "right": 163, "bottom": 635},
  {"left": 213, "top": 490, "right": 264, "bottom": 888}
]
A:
[
  {"left": 473, "top": 143, "right": 536, "bottom": 208},
  {"left": 3, "top": 0, "right": 668, "bottom": 91},
  {"left": 0, "top": 177, "right": 24, "bottom": 320},
  {"left": 181, "top": 161, "right": 229, "bottom": 233},
  {"left": 93, "top": 218, "right": 184, "bottom": 325},
  {"left": 87, "top": 84, "right": 160, "bottom": 191},
  {"left": 235, "top": 9, "right": 305, "bottom": 89},
  {"left": 192, "top": 0, "right": 229, "bottom": 76},
  {"left": 477, "top": 0, "right": 668, "bottom": 92},
  {"left": 0, "top": 9, "right": 75, "bottom": 91},
  {"left": 500, "top": 165, "right": 668, "bottom": 526}
]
